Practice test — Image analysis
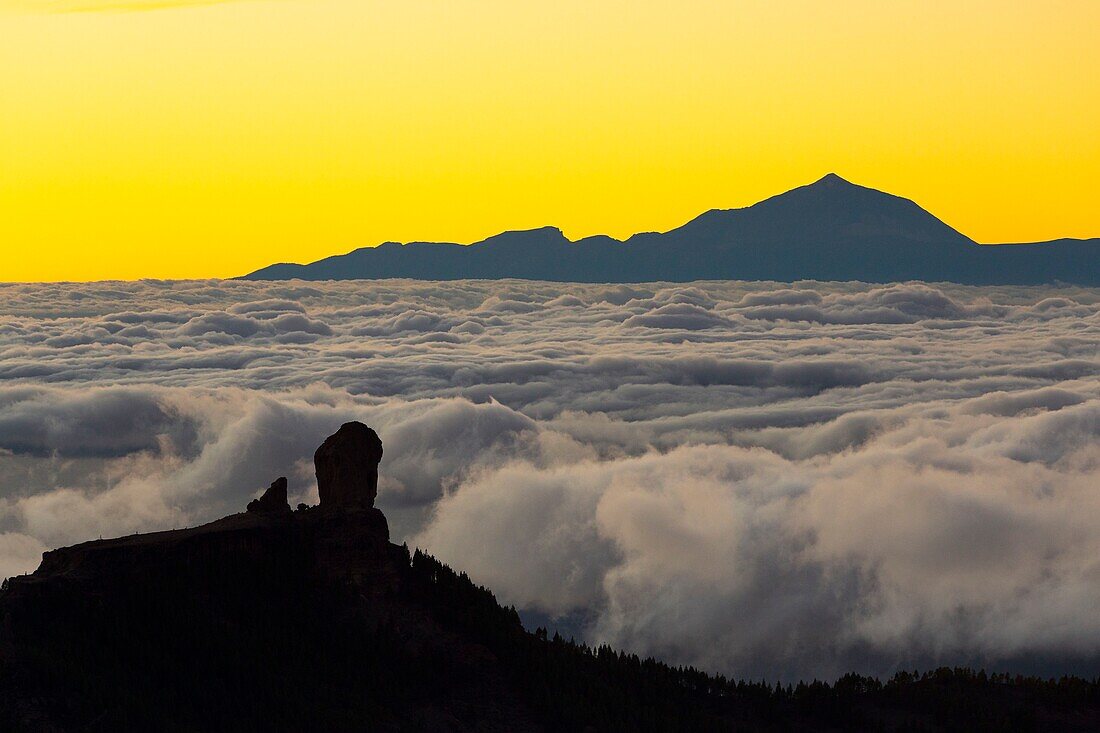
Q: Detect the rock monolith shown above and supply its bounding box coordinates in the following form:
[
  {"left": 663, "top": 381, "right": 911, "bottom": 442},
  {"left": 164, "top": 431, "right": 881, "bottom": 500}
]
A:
[{"left": 314, "top": 421, "right": 383, "bottom": 508}]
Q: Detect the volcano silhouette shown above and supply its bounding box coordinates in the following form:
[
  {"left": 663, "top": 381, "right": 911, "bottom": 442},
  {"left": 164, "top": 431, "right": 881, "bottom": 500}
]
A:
[{"left": 245, "top": 175, "right": 1098, "bottom": 285}]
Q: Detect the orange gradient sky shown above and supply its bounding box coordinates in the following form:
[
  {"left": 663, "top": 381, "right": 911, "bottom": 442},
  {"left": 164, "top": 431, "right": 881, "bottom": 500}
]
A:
[{"left": 1, "top": 0, "right": 1098, "bottom": 281}]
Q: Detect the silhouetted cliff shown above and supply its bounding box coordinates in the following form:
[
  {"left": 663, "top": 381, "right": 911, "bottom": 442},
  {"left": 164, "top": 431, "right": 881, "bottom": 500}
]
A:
[{"left": 3, "top": 422, "right": 1100, "bottom": 731}]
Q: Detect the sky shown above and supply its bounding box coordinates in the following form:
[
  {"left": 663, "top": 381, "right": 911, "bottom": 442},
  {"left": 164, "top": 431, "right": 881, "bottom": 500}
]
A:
[{"left": 1, "top": 0, "right": 1098, "bottom": 281}]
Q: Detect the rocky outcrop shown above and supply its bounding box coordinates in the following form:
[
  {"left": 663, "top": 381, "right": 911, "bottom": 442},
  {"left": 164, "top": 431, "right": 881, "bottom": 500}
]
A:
[
  {"left": 314, "top": 421, "right": 383, "bottom": 508},
  {"left": 0, "top": 422, "right": 511, "bottom": 731},
  {"left": 246, "top": 477, "right": 291, "bottom": 514}
]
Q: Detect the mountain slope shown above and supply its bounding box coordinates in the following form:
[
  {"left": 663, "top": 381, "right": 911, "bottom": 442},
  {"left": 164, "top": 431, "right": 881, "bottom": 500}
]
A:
[
  {"left": 4, "top": 423, "right": 1100, "bottom": 731},
  {"left": 244, "top": 175, "right": 1098, "bottom": 285}
]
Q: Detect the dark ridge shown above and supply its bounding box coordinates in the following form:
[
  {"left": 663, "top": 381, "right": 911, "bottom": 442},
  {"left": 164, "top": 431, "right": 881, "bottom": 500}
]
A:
[
  {"left": 3, "top": 423, "right": 1100, "bottom": 731},
  {"left": 242, "top": 176, "right": 1098, "bottom": 285}
]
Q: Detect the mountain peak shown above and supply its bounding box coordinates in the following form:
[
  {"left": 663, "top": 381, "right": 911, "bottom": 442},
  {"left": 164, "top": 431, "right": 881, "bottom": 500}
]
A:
[
  {"left": 241, "top": 176, "right": 1097, "bottom": 285},
  {"left": 810, "top": 172, "right": 857, "bottom": 188}
]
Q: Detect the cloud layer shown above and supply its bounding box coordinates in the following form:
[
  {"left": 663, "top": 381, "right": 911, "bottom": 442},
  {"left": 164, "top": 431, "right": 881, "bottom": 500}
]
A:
[{"left": 0, "top": 278, "right": 1098, "bottom": 680}]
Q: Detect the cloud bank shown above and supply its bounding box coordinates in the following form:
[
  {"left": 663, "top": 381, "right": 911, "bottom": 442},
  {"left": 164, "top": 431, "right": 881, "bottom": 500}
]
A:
[{"left": 0, "top": 278, "right": 1097, "bottom": 680}]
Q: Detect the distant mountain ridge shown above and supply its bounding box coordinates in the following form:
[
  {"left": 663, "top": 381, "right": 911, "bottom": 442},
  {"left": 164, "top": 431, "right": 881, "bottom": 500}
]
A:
[{"left": 244, "top": 174, "right": 1099, "bottom": 285}]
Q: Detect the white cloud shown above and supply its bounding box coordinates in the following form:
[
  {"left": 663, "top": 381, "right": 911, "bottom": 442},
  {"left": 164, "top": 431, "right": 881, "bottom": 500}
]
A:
[{"left": 0, "top": 278, "right": 1097, "bottom": 680}]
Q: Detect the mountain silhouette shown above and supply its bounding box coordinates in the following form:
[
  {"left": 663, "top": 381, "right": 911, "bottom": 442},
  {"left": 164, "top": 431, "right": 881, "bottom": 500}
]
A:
[
  {"left": 244, "top": 175, "right": 1098, "bottom": 285},
  {"left": 5, "top": 423, "right": 1100, "bottom": 731}
]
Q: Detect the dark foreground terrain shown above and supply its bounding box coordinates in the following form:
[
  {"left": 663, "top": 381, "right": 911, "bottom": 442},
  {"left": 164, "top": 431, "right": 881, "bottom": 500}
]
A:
[{"left": 3, "top": 423, "right": 1100, "bottom": 732}]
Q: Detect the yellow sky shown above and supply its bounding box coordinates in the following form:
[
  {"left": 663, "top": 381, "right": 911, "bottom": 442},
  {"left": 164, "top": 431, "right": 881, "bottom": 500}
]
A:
[{"left": 1, "top": 0, "right": 1097, "bottom": 281}]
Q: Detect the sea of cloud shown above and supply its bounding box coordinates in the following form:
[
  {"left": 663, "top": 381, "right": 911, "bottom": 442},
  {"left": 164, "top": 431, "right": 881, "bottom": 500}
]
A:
[{"left": 0, "top": 278, "right": 1098, "bottom": 680}]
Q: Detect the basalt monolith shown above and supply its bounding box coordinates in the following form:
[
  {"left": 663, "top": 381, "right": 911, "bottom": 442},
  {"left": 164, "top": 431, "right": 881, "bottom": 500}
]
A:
[{"left": 314, "top": 421, "right": 383, "bottom": 508}]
